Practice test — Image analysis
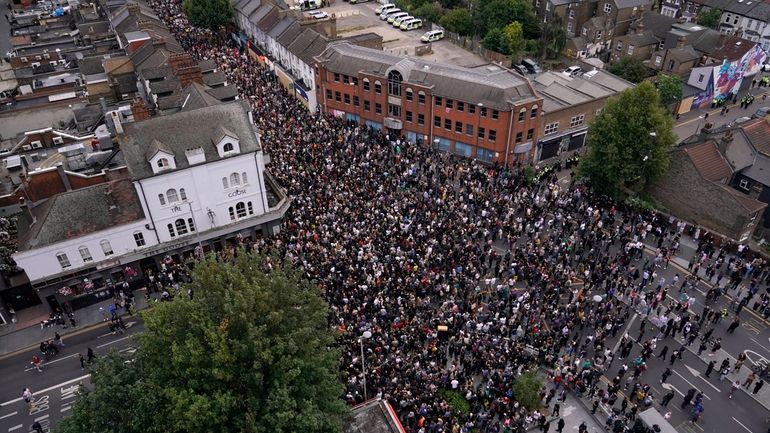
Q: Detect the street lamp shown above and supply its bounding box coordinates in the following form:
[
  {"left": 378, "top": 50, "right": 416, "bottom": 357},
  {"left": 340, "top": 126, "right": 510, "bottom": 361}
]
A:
[{"left": 360, "top": 330, "right": 372, "bottom": 401}]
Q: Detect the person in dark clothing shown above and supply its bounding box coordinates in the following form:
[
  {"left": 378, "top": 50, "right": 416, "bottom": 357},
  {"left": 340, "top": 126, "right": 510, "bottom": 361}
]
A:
[
  {"left": 661, "top": 390, "right": 675, "bottom": 407},
  {"left": 87, "top": 347, "right": 96, "bottom": 364},
  {"left": 681, "top": 388, "right": 696, "bottom": 408},
  {"left": 658, "top": 345, "right": 669, "bottom": 359},
  {"left": 552, "top": 403, "right": 560, "bottom": 417},
  {"left": 727, "top": 317, "right": 740, "bottom": 334},
  {"left": 557, "top": 418, "right": 565, "bottom": 433},
  {"left": 31, "top": 422, "right": 44, "bottom": 433},
  {"left": 754, "top": 379, "right": 765, "bottom": 394},
  {"left": 705, "top": 360, "right": 715, "bottom": 378},
  {"left": 661, "top": 367, "right": 672, "bottom": 383}
]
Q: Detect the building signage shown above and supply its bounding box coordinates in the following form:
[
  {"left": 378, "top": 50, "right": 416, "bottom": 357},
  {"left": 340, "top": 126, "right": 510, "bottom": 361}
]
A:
[{"left": 228, "top": 188, "right": 247, "bottom": 198}]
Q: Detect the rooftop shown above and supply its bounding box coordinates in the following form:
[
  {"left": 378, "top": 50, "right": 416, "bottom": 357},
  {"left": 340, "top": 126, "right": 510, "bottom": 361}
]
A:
[
  {"left": 344, "top": 399, "right": 405, "bottom": 433},
  {"left": 682, "top": 141, "right": 733, "bottom": 182},
  {"left": 533, "top": 70, "right": 634, "bottom": 113},
  {"left": 742, "top": 117, "right": 770, "bottom": 157}
]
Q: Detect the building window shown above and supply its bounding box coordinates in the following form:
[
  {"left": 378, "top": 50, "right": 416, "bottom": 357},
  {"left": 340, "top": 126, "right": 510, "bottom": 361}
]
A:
[
  {"left": 157, "top": 158, "right": 169, "bottom": 168},
  {"left": 435, "top": 96, "right": 443, "bottom": 106},
  {"left": 335, "top": 91, "right": 341, "bottom": 102},
  {"left": 446, "top": 99, "right": 454, "bottom": 109},
  {"left": 406, "top": 111, "right": 413, "bottom": 122},
  {"left": 477, "top": 147, "right": 494, "bottom": 163},
  {"left": 344, "top": 94, "right": 350, "bottom": 104},
  {"left": 655, "top": 55, "right": 662, "bottom": 66},
  {"left": 627, "top": 45, "right": 635, "bottom": 55},
  {"left": 740, "top": 178, "right": 750, "bottom": 190},
  {"left": 222, "top": 177, "right": 229, "bottom": 189},
  {"left": 175, "top": 218, "right": 189, "bottom": 235},
  {"left": 352, "top": 77, "right": 358, "bottom": 85},
  {"left": 229, "top": 207, "right": 236, "bottom": 221},
  {"left": 247, "top": 202, "right": 254, "bottom": 215},
  {"left": 374, "top": 81, "right": 382, "bottom": 94},
  {"left": 158, "top": 193, "right": 166, "bottom": 206},
  {"left": 375, "top": 103, "right": 382, "bottom": 114},
  {"left": 457, "top": 101, "right": 465, "bottom": 112},
  {"left": 236, "top": 202, "right": 247, "bottom": 218},
  {"left": 544, "top": 122, "right": 559, "bottom": 135},
  {"left": 241, "top": 172, "right": 248, "bottom": 184},
  {"left": 364, "top": 100, "right": 370, "bottom": 111},
  {"left": 478, "top": 126, "right": 485, "bottom": 138},
  {"left": 603, "top": 2, "right": 611, "bottom": 13},
  {"left": 480, "top": 107, "right": 487, "bottom": 117},
  {"left": 78, "top": 246, "right": 92, "bottom": 263},
  {"left": 326, "top": 89, "right": 332, "bottom": 100},
  {"left": 469, "top": 104, "right": 476, "bottom": 114},
  {"left": 527, "top": 128, "right": 534, "bottom": 140},
  {"left": 453, "top": 121, "right": 462, "bottom": 133},
  {"left": 179, "top": 188, "right": 187, "bottom": 201},
  {"left": 354, "top": 96, "right": 360, "bottom": 106},
  {"left": 134, "top": 232, "right": 146, "bottom": 247},
  {"left": 387, "top": 70, "right": 402, "bottom": 96},
  {"left": 596, "top": 30, "right": 603, "bottom": 40},
  {"left": 567, "top": 22, "right": 573, "bottom": 33},
  {"left": 388, "top": 104, "right": 401, "bottom": 117},
  {"left": 363, "top": 78, "right": 370, "bottom": 91},
  {"left": 100, "top": 240, "right": 113, "bottom": 256},
  {"left": 530, "top": 105, "right": 538, "bottom": 119},
  {"left": 569, "top": 10, "right": 575, "bottom": 18},
  {"left": 434, "top": 116, "right": 441, "bottom": 127},
  {"left": 343, "top": 74, "right": 349, "bottom": 84},
  {"left": 444, "top": 118, "right": 452, "bottom": 130},
  {"left": 518, "top": 108, "right": 526, "bottom": 122},
  {"left": 188, "top": 218, "right": 196, "bottom": 232},
  {"left": 492, "top": 110, "right": 499, "bottom": 120},
  {"left": 223, "top": 142, "right": 234, "bottom": 153},
  {"left": 166, "top": 188, "right": 179, "bottom": 203},
  {"left": 334, "top": 73, "right": 340, "bottom": 82},
  {"left": 406, "top": 88, "right": 413, "bottom": 101},
  {"left": 168, "top": 223, "right": 175, "bottom": 238},
  {"left": 570, "top": 114, "right": 585, "bottom": 127},
  {"left": 418, "top": 113, "right": 425, "bottom": 125},
  {"left": 616, "top": 41, "right": 623, "bottom": 51},
  {"left": 668, "top": 60, "right": 675, "bottom": 71},
  {"left": 56, "top": 252, "right": 71, "bottom": 268},
  {"left": 418, "top": 91, "right": 426, "bottom": 104},
  {"left": 515, "top": 132, "right": 523, "bottom": 143},
  {"left": 454, "top": 142, "right": 472, "bottom": 157},
  {"left": 466, "top": 123, "right": 474, "bottom": 135},
  {"left": 488, "top": 129, "right": 497, "bottom": 142}
]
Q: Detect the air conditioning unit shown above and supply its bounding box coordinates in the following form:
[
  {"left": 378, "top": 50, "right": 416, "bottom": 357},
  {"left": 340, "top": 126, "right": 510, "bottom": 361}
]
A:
[
  {"left": 52, "top": 137, "right": 64, "bottom": 145},
  {"left": 31, "top": 62, "right": 40, "bottom": 68},
  {"left": 31, "top": 140, "right": 43, "bottom": 148},
  {"left": 58, "top": 59, "right": 66, "bottom": 65},
  {"left": 43, "top": 53, "right": 50, "bottom": 59},
  {"left": 34, "top": 55, "right": 41, "bottom": 60},
  {"left": 22, "top": 145, "right": 32, "bottom": 151},
  {"left": 20, "top": 57, "right": 28, "bottom": 63},
  {"left": 49, "top": 61, "right": 57, "bottom": 67}
]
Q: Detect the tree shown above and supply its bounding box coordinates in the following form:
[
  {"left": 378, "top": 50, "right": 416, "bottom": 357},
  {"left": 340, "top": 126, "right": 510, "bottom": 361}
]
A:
[
  {"left": 57, "top": 251, "right": 348, "bottom": 433},
  {"left": 540, "top": 14, "right": 567, "bottom": 59},
  {"left": 607, "top": 57, "right": 650, "bottom": 83},
  {"left": 503, "top": 22, "right": 526, "bottom": 59},
  {"left": 440, "top": 8, "right": 474, "bottom": 36},
  {"left": 412, "top": 1, "right": 443, "bottom": 23},
  {"left": 656, "top": 73, "right": 683, "bottom": 108},
  {"left": 478, "top": 0, "right": 539, "bottom": 39},
  {"left": 183, "top": 0, "right": 233, "bottom": 30},
  {"left": 512, "top": 370, "right": 544, "bottom": 411},
  {"left": 483, "top": 27, "right": 509, "bottom": 54},
  {"left": 697, "top": 8, "right": 722, "bottom": 29},
  {"left": 578, "top": 82, "right": 676, "bottom": 197}
]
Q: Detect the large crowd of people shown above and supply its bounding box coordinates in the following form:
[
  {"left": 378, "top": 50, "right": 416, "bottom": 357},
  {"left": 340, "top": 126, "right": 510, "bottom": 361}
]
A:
[{"left": 136, "top": 2, "right": 770, "bottom": 432}]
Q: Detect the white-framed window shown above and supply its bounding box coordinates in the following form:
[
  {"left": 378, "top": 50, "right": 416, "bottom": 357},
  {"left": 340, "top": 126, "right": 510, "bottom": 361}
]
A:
[
  {"left": 655, "top": 55, "right": 663, "bottom": 66},
  {"left": 175, "top": 218, "right": 189, "bottom": 235},
  {"left": 248, "top": 202, "right": 254, "bottom": 215},
  {"left": 180, "top": 188, "right": 187, "bottom": 201},
  {"left": 544, "top": 122, "right": 559, "bottom": 135},
  {"left": 79, "top": 246, "right": 93, "bottom": 263},
  {"left": 567, "top": 22, "right": 573, "bottom": 32},
  {"left": 536, "top": 0, "right": 540, "bottom": 6},
  {"left": 616, "top": 41, "right": 623, "bottom": 51},
  {"left": 168, "top": 223, "right": 176, "bottom": 238},
  {"left": 229, "top": 206, "right": 236, "bottom": 221},
  {"left": 627, "top": 44, "right": 635, "bottom": 55},
  {"left": 241, "top": 172, "right": 248, "bottom": 184},
  {"left": 158, "top": 193, "right": 166, "bottom": 206},
  {"left": 603, "top": 2, "right": 612, "bottom": 13},
  {"left": 100, "top": 240, "right": 113, "bottom": 256},
  {"left": 230, "top": 172, "right": 241, "bottom": 186},
  {"left": 157, "top": 158, "right": 169, "bottom": 168},
  {"left": 134, "top": 232, "right": 146, "bottom": 247},
  {"left": 545, "top": 2, "right": 550, "bottom": 11},
  {"left": 56, "top": 252, "right": 71, "bottom": 268},
  {"left": 740, "top": 178, "right": 750, "bottom": 190},
  {"left": 582, "top": 27, "right": 588, "bottom": 36},
  {"left": 188, "top": 218, "right": 196, "bottom": 232},
  {"left": 570, "top": 114, "right": 585, "bottom": 128},
  {"left": 236, "top": 202, "right": 247, "bottom": 218},
  {"left": 166, "top": 188, "right": 179, "bottom": 203},
  {"left": 569, "top": 10, "right": 575, "bottom": 18},
  {"left": 596, "top": 30, "right": 603, "bottom": 39},
  {"left": 222, "top": 177, "right": 229, "bottom": 189},
  {"left": 223, "top": 142, "right": 234, "bottom": 152}
]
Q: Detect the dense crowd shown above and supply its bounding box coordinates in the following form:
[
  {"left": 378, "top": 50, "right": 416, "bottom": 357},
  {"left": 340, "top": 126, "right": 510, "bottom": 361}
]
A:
[{"left": 138, "top": 2, "right": 770, "bottom": 432}]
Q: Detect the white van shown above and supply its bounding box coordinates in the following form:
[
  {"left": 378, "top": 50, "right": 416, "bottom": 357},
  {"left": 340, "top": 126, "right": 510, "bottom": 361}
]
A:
[
  {"left": 349, "top": 0, "right": 370, "bottom": 4},
  {"left": 420, "top": 29, "right": 443, "bottom": 42},
  {"left": 400, "top": 18, "right": 422, "bottom": 30},
  {"left": 380, "top": 7, "right": 401, "bottom": 19},
  {"left": 375, "top": 3, "right": 395, "bottom": 14},
  {"left": 389, "top": 12, "right": 410, "bottom": 25}
]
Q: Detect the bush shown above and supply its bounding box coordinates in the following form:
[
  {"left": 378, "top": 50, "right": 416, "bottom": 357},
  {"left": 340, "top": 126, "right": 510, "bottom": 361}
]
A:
[
  {"left": 439, "top": 389, "right": 471, "bottom": 416},
  {"left": 512, "top": 370, "right": 543, "bottom": 411}
]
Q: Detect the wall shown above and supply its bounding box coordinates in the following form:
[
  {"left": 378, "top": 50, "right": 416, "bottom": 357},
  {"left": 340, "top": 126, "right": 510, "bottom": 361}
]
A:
[{"left": 692, "top": 43, "right": 766, "bottom": 109}]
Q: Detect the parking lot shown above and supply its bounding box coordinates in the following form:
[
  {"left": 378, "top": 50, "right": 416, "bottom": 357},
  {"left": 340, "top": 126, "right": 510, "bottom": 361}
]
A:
[{"left": 323, "top": 0, "right": 488, "bottom": 68}]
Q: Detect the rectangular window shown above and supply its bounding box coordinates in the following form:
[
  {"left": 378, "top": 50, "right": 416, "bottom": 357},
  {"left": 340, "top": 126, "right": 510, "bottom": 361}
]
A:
[
  {"left": 518, "top": 110, "right": 526, "bottom": 122},
  {"left": 454, "top": 142, "right": 472, "bottom": 157},
  {"left": 477, "top": 147, "right": 494, "bottom": 163},
  {"left": 740, "top": 178, "right": 750, "bottom": 190},
  {"left": 492, "top": 110, "right": 499, "bottom": 120},
  {"left": 388, "top": 104, "right": 401, "bottom": 117},
  {"left": 603, "top": 2, "right": 611, "bottom": 13},
  {"left": 570, "top": 114, "right": 585, "bottom": 128},
  {"left": 418, "top": 113, "right": 425, "bottom": 125},
  {"left": 435, "top": 96, "right": 443, "bottom": 106},
  {"left": 418, "top": 92, "right": 425, "bottom": 104},
  {"left": 434, "top": 116, "right": 441, "bottom": 127},
  {"left": 79, "top": 246, "right": 93, "bottom": 263},
  {"left": 364, "top": 100, "right": 371, "bottom": 111},
  {"left": 466, "top": 123, "right": 474, "bottom": 135},
  {"left": 101, "top": 240, "right": 113, "bottom": 256},
  {"left": 444, "top": 118, "right": 452, "bottom": 130},
  {"left": 544, "top": 122, "right": 559, "bottom": 135},
  {"left": 698, "top": 73, "right": 704, "bottom": 82},
  {"left": 527, "top": 128, "right": 534, "bottom": 140},
  {"left": 469, "top": 104, "right": 476, "bottom": 114},
  {"left": 352, "top": 77, "right": 359, "bottom": 85},
  {"left": 488, "top": 129, "right": 497, "bottom": 142},
  {"left": 446, "top": 99, "right": 454, "bottom": 109},
  {"left": 134, "top": 232, "right": 146, "bottom": 247},
  {"left": 531, "top": 107, "right": 538, "bottom": 119},
  {"left": 375, "top": 82, "right": 382, "bottom": 94},
  {"left": 406, "top": 110, "right": 413, "bottom": 122},
  {"left": 478, "top": 126, "right": 485, "bottom": 138},
  {"left": 457, "top": 101, "right": 464, "bottom": 112},
  {"left": 333, "top": 73, "right": 340, "bottom": 82},
  {"left": 363, "top": 80, "right": 370, "bottom": 91},
  {"left": 596, "top": 30, "right": 603, "bottom": 40},
  {"left": 335, "top": 91, "right": 341, "bottom": 102},
  {"left": 480, "top": 107, "right": 487, "bottom": 117},
  {"left": 515, "top": 132, "right": 523, "bottom": 143},
  {"left": 406, "top": 90, "right": 413, "bottom": 101},
  {"left": 57, "top": 253, "right": 71, "bottom": 268},
  {"left": 569, "top": 10, "right": 575, "bottom": 18},
  {"left": 455, "top": 121, "right": 463, "bottom": 133},
  {"left": 375, "top": 103, "right": 382, "bottom": 114},
  {"left": 627, "top": 45, "right": 635, "bottom": 55},
  {"left": 326, "top": 89, "right": 332, "bottom": 100},
  {"left": 343, "top": 74, "right": 349, "bottom": 84},
  {"left": 344, "top": 94, "right": 350, "bottom": 104},
  {"left": 354, "top": 96, "right": 359, "bottom": 106},
  {"left": 567, "top": 22, "right": 573, "bottom": 33}
]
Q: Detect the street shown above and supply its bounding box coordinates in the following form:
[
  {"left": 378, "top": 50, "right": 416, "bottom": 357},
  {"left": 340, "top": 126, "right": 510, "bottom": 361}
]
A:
[
  {"left": 674, "top": 90, "right": 770, "bottom": 141},
  {"left": 0, "top": 319, "right": 143, "bottom": 433}
]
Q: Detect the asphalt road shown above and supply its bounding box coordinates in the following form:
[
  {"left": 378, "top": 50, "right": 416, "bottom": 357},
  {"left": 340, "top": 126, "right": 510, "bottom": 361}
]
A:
[{"left": 0, "top": 319, "right": 143, "bottom": 433}]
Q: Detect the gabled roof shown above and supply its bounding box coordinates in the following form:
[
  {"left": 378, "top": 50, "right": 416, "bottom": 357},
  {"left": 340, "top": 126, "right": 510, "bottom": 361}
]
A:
[
  {"left": 627, "top": 30, "right": 659, "bottom": 47},
  {"left": 202, "top": 70, "right": 227, "bottom": 86},
  {"left": 668, "top": 46, "right": 701, "bottom": 62},
  {"left": 708, "top": 36, "right": 756, "bottom": 62},
  {"left": 213, "top": 125, "right": 238, "bottom": 144},
  {"left": 682, "top": 141, "right": 733, "bottom": 182},
  {"left": 155, "top": 81, "right": 225, "bottom": 112},
  {"left": 277, "top": 22, "right": 303, "bottom": 47},
  {"left": 720, "top": 184, "right": 767, "bottom": 213},
  {"left": 634, "top": 13, "right": 677, "bottom": 40},
  {"left": 742, "top": 117, "right": 770, "bottom": 157},
  {"left": 614, "top": 0, "right": 650, "bottom": 8},
  {"left": 146, "top": 138, "right": 173, "bottom": 160},
  {"left": 268, "top": 17, "right": 293, "bottom": 39},
  {"left": 257, "top": 6, "right": 280, "bottom": 32},
  {"left": 287, "top": 29, "right": 319, "bottom": 61},
  {"left": 298, "top": 32, "right": 329, "bottom": 66}
]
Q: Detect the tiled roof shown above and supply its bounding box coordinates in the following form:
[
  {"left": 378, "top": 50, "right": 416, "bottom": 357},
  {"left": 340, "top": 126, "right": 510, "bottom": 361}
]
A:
[
  {"left": 742, "top": 118, "right": 770, "bottom": 157},
  {"left": 683, "top": 141, "right": 733, "bottom": 182},
  {"left": 721, "top": 184, "right": 766, "bottom": 213}
]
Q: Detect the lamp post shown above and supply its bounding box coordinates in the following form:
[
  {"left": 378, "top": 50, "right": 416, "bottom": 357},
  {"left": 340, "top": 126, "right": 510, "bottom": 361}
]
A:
[{"left": 359, "top": 330, "right": 372, "bottom": 401}]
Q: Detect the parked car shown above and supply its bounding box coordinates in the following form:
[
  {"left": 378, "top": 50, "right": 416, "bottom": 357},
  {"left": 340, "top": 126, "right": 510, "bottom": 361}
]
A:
[
  {"left": 375, "top": 3, "right": 395, "bottom": 14},
  {"left": 307, "top": 10, "right": 329, "bottom": 18},
  {"left": 392, "top": 14, "right": 413, "bottom": 27},
  {"left": 349, "top": 0, "right": 370, "bottom": 4},
  {"left": 400, "top": 18, "right": 423, "bottom": 30},
  {"left": 728, "top": 116, "right": 752, "bottom": 127},
  {"left": 420, "top": 29, "right": 444, "bottom": 42},
  {"left": 380, "top": 8, "right": 401, "bottom": 20},
  {"left": 752, "top": 106, "right": 770, "bottom": 118},
  {"left": 387, "top": 11, "right": 409, "bottom": 24},
  {"left": 562, "top": 66, "right": 583, "bottom": 77},
  {"left": 512, "top": 64, "right": 528, "bottom": 75},
  {"left": 521, "top": 58, "right": 541, "bottom": 74}
]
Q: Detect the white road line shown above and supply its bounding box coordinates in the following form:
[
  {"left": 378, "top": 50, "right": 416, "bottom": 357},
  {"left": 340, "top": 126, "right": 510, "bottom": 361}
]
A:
[
  {"left": 95, "top": 335, "right": 132, "bottom": 349},
  {"left": 672, "top": 370, "right": 712, "bottom": 399},
  {"left": 0, "top": 412, "right": 16, "bottom": 420},
  {"left": 34, "top": 414, "right": 48, "bottom": 422},
  {"left": 24, "top": 354, "right": 78, "bottom": 371},
  {"left": 7, "top": 424, "right": 21, "bottom": 432},
  {"left": 750, "top": 338, "right": 770, "bottom": 354},
  {"left": 0, "top": 374, "right": 90, "bottom": 407},
  {"left": 60, "top": 406, "right": 71, "bottom": 413},
  {"left": 732, "top": 417, "right": 755, "bottom": 433}
]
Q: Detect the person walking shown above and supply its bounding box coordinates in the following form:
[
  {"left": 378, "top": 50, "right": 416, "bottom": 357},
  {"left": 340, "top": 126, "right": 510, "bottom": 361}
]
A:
[
  {"left": 719, "top": 366, "right": 731, "bottom": 381},
  {"left": 661, "top": 367, "right": 672, "bottom": 384},
  {"left": 22, "top": 388, "right": 33, "bottom": 408},
  {"left": 727, "top": 317, "right": 740, "bottom": 334},
  {"left": 54, "top": 332, "right": 64, "bottom": 348},
  {"left": 30, "top": 355, "right": 43, "bottom": 372},
  {"left": 729, "top": 380, "right": 741, "bottom": 399},
  {"left": 705, "top": 360, "right": 715, "bottom": 378},
  {"left": 753, "top": 379, "right": 765, "bottom": 394},
  {"left": 556, "top": 418, "right": 565, "bottom": 433},
  {"left": 658, "top": 345, "right": 669, "bottom": 360},
  {"left": 78, "top": 353, "right": 86, "bottom": 370},
  {"left": 551, "top": 403, "right": 560, "bottom": 417},
  {"left": 661, "top": 390, "right": 675, "bottom": 407},
  {"left": 30, "top": 421, "right": 44, "bottom": 433},
  {"left": 744, "top": 372, "right": 757, "bottom": 388}
]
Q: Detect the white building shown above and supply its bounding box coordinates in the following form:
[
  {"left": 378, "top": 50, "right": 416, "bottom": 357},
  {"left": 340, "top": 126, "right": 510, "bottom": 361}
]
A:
[{"left": 13, "top": 100, "right": 289, "bottom": 309}]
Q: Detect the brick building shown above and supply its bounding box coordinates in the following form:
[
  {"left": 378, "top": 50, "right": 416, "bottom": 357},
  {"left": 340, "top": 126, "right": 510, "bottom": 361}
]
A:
[{"left": 314, "top": 43, "right": 543, "bottom": 165}]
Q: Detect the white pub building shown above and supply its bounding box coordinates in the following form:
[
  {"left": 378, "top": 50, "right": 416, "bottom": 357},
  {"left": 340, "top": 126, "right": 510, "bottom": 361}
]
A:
[{"left": 13, "top": 100, "right": 290, "bottom": 312}]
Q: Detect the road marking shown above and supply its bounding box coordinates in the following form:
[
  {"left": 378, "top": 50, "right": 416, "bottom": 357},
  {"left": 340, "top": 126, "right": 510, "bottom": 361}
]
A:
[
  {"left": 0, "top": 375, "right": 90, "bottom": 407},
  {"left": 672, "top": 370, "right": 713, "bottom": 399},
  {"left": 34, "top": 414, "right": 48, "bottom": 422},
  {"left": 0, "top": 412, "right": 16, "bottom": 420},
  {"left": 60, "top": 405, "right": 71, "bottom": 413},
  {"left": 95, "top": 335, "right": 132, "bottom": 349},
  {"left": 24, "top": 354, "right": 78, "bottom": 371},
  {"left": 612, "top": 313, "right": 638, "bottom": 353},
  {"left": 661, "top": 382, "right": 685, "bottom": 397},
  {"left": 750, "top": 338, "right": 770, "bottom": 354},
  {"left": 683, "top": 364, "right": 722, "bottom": 392},
  {"left": 732, "top": 417, "right": 755, "bottom": 433},
  {"left": 8, "top": 424, "right": 22, "bottom": 432}
]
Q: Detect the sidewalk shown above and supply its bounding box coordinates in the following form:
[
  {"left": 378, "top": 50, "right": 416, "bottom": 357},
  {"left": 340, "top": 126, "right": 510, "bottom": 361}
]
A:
[{"left": 0, "top": 292, "right": 150, "bottom": 357}]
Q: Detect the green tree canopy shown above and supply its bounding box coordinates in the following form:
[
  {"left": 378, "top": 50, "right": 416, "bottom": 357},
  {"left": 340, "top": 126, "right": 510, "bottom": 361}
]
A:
[
  {"left": 541, "top": 14, "right": 567, "bottom": 59},
  {"left": 656, "top": 73, "right": 683, "bottom": 107},
  {"left": 182, "top": 0, "right": 233, "bottom": 30},
  {"left": 512, "top": 370, "right": 544, "bottom": 411},
  {"left": 503, "top": 21, "right": 526, "bottom": 59},
  {"left": 578, "top": 82, "right": 676, "bottom": 197},
  {"left": 697, "top": 8, "right": 722, "bottom": 29},
  {"left": 440, "top": 8, "right": 474, "bottom": 36},
  {"left": 56, "top": 251, "right": 348, "bottom": 433},
  {"left": 478, "top": 0, "right": 540, "bottom": 39},
  {"left": 482, "top": 27, "right": 509, "bottom": 54},
  {"left": 607, "top": 57, "right": 650, "bottom": 83},
  {"left": 411, "top": 1, "right": 444, "bottom": 23}
]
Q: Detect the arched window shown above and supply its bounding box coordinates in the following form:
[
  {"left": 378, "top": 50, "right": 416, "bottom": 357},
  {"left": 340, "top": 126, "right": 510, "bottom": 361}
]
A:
[
  {"left": 518, "top": 107, "right": 527, "bottom": 122},
  {"left": 158, "top": 193, "right": 166, "bottom": 206},
  {"left": 56, "top": 252, "right": 71, "bottom": 268},
  {"left": 241, "top": 172, "right": 248, "bottom": 184},
  {"left": 79, "top": 246, "right": 92, "bottom": 262},
  {"left": 167, "top": 223, "right": 175, "bottom": 238},
  {"left": 417, "top": 90, "right": 426, "bottom": 104},
  {"left": 179, "top": 188, "right": 187, "bottom": 201},
  {"left": 387, "top": 70, "right": 402, "bottom": 97},
  {"left": 229, "top": 207, "right": 236, "bottom": 221},
  {"left": 157, "top": 158, "right": 169, "bottom": 168},
  {"left": 405, "top": 87, "right": 413, "bottom": 101},
  {"left": 363, "top": 78, "right": 370, "bottom": 91},
  {"left": 374, "top": 80, "right": 382, "bottom": 94},
  {"left": 222, "top": 177, "right": 229, "bottom": 189},
  {"left": 100, "top": 240, "right": 113, "bottom": 256},
  {"left": 166, "top": 188, "right": 179, "bottom": 203},
  {"left": 236, "top": 202, "right": 247, "bottom": 218},
  {"left": 530, "top": 104, "right": 539, "bottom": 119},
  {"left": 247, "top": 202, "right": 254, "bottom": 215},
  {"left": 175, "top": 218, "right": 188, "bottom": 235},
  {"left": 223, "top": 142, "right": 234, "bottom": 152},
  {"left": 188, "top": 218, "right": 195, "bottom": 232},
  {"left": 230, "top": 172, "right": 241, "bottom": 186}
]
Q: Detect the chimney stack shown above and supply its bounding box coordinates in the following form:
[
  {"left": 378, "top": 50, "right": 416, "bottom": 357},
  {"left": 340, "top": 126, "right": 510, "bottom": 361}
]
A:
[
  {"left": 718, "top": 130, "right": 734, "bottom": 154},
  {"left": 169, "top": 53, "right": 203, "bottom": 87},
  {"left": 110, "top": 111, "right": 124, "bottom": 135},
  {"left": 636, "top": 22, "right": 645, "bottom": 35},
  {"left": 676, "top": 35, "right": 687, "bottom": 49},
  {"left": 131, "top": 97, "right": 150, "bottom": 122},
  {"left": 19, "top": 197, "right": 36, "bottom": 225}
]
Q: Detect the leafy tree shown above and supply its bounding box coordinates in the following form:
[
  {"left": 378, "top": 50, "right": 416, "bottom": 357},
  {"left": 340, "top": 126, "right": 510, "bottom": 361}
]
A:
[
  {"left": 182, "top": 0, "right": 233, "bottom": 30},
  {"left": 56, "top": 251, "right": 348, "bottom": 433},
  {"left": 697, "top": 8, "right": 722, "bottom": 29},
  {"left": 478, "top": 0, "right": 539, "bottom": 39},
  {"left": 541, "top": 14, "right": 567, "bottom": 59},
  {"left": 482, "top": 27, "right": 509, "bottom": 54},
  {"left": 656, "top": 73, "right": 683, "bottom": 107},
  {"left": 440, "top": 8, "right": 474, "bottom": 36},
  {"left": 503, "top": 22, "right": 526, "bottom": 59},
  {"left": 578, "top": 82, "right": 676, "bottom": 197},
  {"left": 607, "top": 57, "right": 650, "bottom": 83},
  {"left": 412, "top": 1, "right": 444, "bottom": 23},
  {"left": 512, "top": 370, "right": 544, "bottom": 411}
]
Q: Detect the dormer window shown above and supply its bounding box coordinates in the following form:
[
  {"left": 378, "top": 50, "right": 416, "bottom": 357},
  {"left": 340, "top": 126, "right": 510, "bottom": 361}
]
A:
[
  {"left": 157, "top": 158, "right": 169, "bottom": 168},
  {"left": 213, "top": 126, "right": 241, "bottom": 157},
  {"left": 223, "top": 142, "right": 234, "bottom": 152}
]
